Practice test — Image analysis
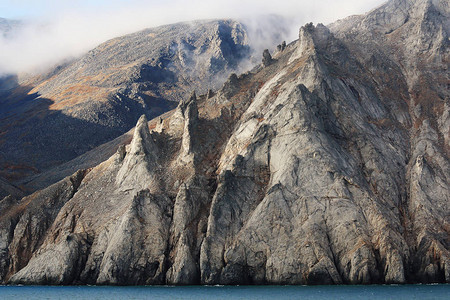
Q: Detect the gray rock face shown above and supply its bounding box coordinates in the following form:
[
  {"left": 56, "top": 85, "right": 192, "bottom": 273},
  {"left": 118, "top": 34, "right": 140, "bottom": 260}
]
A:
[
  {"left": 0, "top": 0, "right": 448, "bottom": 285},
  {"left": 0, "top": 169, "right": 87, "bottom": 283},
  {"left": 329, "top": 0, "right": 449, "bottom": 283}
]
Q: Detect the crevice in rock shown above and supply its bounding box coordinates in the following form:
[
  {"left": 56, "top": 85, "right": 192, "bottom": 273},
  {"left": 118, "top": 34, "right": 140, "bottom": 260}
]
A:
[{"left": 323, "top": 216, "right": 343, "bottom": 284}]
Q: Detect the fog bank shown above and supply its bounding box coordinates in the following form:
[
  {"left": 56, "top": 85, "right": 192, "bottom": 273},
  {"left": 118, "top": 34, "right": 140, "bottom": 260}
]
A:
[{"left": 0, "top": 0, "right": 385, "bottom": 75}]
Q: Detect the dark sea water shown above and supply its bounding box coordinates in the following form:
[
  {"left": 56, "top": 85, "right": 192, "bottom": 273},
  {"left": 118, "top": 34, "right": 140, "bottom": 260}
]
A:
[{"left": 0, "top": 284, "right": 448, "bottom": 300}]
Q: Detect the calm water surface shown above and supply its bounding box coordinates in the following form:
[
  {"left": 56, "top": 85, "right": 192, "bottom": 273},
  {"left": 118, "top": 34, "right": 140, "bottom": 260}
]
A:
[{"left": 0, "top": 284, "right": 448, "bottom": 299}]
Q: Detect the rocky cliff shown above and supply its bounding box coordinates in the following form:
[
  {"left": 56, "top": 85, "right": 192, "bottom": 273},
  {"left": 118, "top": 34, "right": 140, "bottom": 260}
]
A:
[{"left": 0, "top": 0, "right": 448, "bottom": 285}]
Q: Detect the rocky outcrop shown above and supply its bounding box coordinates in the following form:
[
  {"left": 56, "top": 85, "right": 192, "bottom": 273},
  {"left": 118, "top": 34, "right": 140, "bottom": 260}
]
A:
[
  {"left": 8, "top": 117, "right": 172, "bottom": 285},
  {"left": 0, "top": 0, "right": 448, "bottom": 285},
  {"left": 262, "top": 49, "right": 274, "bottom": 67},
  {"left": 178, "top": 92, "right": 199, "bottom": 166},
  {"left": 115, "top": 114, "right": 160, "bottom": 192},
  {"left": 277, "top": 41, "right": 287, "bottom": 52},
  {"left": 0, "top": 169, "right": 87, "bottom": 283}
]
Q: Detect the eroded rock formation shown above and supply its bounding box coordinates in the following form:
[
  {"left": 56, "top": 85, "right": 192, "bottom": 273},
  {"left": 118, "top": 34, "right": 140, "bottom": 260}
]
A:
[{"left": 0, "top": 0, "right": 448, "bottom": 285}]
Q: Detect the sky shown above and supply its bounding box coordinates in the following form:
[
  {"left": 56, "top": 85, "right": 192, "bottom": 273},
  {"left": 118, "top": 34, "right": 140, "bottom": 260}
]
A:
[{"left": 0, "top": 0, "right": 386, "bottom": 75}]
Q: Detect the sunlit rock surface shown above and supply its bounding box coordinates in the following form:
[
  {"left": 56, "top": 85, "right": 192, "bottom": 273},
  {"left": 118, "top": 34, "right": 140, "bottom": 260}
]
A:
[{"left": 1, "top": 0, "right": 448, "bottom": 285}]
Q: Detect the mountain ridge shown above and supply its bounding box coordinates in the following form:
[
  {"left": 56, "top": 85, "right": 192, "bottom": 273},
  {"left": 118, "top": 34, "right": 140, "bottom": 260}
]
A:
[
  {"left": 0, "top": 19, "right": 252, "bottom": 194},
  {"left": 0, "top": 0, "right": 448, "bottom": 285}
]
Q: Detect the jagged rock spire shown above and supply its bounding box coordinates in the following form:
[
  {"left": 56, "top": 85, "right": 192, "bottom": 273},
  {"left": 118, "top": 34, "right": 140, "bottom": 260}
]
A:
[
  {"left": 180, "top": 92, "right": 199, "bottom": 165},
  {"left": 185, "top": 91, "right": 198, "bottom": 122},
  {"left": 289, "top": 23, "right": 332, "bottom": 64},
  {"left": 262, "top": 49, "right": 274, "bottom": 67},
  {"left": 155, "top": 117, "right": 164, "bottom": 133},
  {"left": 178, "top": 91, "right": 197, "bottom": 115},
  {"left": 3, "top": 0, "right": 449, "bottom": 286},
  {"left": 115, "top": 114, "right": 160, "bottom": 191},
  {"left": 168, "top": 91, "right": 199, "bottom": 136},
  {"left": 189, "top": 90, "right": 197, "bottom": 101},
  {"left": 129, "top": 115, "right": 154, "bottom": 155},
  {"left": 277, "top": 41, "right": 287, "bottom": 52}
]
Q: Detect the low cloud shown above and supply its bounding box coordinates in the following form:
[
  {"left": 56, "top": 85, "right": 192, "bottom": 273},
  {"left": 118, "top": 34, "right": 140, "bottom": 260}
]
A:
[{"left": 0, "top": 0, "right": 385, "bottom": 75}]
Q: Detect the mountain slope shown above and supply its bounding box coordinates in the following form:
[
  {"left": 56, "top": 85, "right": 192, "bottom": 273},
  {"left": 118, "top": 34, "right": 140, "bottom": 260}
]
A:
[
  {"left": 0, "top": 0, "right": 448, "bottom": 285},
  {"left": 0, "top": 19, "right": 251, "bottom": 191}
]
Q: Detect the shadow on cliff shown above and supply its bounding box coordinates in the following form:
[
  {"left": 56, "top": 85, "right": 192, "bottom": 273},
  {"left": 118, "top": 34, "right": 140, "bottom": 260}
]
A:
[{"left": 0, "top": 82, "right": 176, "bottom": 193}]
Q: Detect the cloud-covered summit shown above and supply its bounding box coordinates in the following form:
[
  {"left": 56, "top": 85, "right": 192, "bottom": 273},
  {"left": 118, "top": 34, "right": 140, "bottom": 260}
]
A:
[{"left": 0, "top": 0, "right": 384, "bottom": 75}]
